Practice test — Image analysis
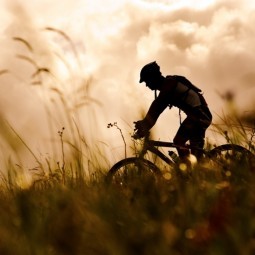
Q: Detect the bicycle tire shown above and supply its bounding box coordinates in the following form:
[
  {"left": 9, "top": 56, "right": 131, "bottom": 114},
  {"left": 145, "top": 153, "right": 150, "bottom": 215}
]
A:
[
  {"left": 106, "top": 157, "right": 162, "bottom": 184},
  {"left": 207, "top": 144, "right": 255, "bottom": 173}
]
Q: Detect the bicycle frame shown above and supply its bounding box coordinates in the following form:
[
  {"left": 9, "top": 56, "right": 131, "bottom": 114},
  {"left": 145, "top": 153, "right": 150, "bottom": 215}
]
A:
[
  {"left": 136, "top": 132, "right": 184, "bottom": 166},
  {"left": 136, "top": 133, "right": 206, "bottom": 166},
  {"left": 140, "top": 139, "right": 176, "bottom": 165}
]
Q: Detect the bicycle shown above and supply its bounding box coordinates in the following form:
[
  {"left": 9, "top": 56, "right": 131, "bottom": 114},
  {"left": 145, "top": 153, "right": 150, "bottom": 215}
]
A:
[{"left": 106, "top": 131, "right": 255, "bottom": 185}]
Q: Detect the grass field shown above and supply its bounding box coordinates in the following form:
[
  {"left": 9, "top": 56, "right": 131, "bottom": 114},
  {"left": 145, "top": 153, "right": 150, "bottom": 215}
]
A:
[{"left": 0, "top": 133, "right": 254, "bottom": 255}]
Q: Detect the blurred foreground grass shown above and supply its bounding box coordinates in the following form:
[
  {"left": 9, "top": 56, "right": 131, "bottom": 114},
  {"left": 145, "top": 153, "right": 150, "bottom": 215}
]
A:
[{"left": 0, "top": 156, "right": 255, "bottom": 255}]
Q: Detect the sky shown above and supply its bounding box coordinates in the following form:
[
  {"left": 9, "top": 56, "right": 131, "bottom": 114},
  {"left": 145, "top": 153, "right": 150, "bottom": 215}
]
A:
[{"left": 0, "top": 0, "right": 255, "bottom": 169}]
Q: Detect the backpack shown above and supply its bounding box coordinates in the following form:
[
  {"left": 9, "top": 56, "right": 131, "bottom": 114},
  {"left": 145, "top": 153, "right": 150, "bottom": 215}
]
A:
[
  {"left": 165, "top": 75, "right": 205, "bottom": 112},
  {"left": 169, "top": 75, "right": 202, "bottom": 93}
]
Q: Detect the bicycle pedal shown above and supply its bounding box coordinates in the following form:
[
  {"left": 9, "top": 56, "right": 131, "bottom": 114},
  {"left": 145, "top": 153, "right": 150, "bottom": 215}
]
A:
[{"left": 168, "top": 151, "right": 179, "bottom": 163}]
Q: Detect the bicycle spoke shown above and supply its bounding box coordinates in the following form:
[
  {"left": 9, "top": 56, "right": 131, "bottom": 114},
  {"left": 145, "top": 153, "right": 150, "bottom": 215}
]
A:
[
  {"left": 207, "top": 144, "right": 255, "bottom": 179},
  {"left": 106, "top": 157, "right": 161, "bottom": 187}
]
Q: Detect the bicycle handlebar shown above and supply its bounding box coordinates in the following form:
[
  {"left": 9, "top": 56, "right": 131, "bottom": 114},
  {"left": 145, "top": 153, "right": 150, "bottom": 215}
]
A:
[{"left": 132, "top": 129, "right": 203, "bottom": 152}]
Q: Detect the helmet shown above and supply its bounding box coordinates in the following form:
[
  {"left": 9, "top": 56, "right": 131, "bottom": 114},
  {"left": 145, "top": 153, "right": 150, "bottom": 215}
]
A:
[{"left": 139, "top": 61, "right": 161, "bottom": 83}]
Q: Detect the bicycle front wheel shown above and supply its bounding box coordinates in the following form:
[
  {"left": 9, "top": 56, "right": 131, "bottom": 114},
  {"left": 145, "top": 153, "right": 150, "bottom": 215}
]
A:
[
  {"left": 207, "top": 144, "right": 255, "bottom": 176},
  {"left": 106, "top": 157, "right": 162, "bottom": 185}
]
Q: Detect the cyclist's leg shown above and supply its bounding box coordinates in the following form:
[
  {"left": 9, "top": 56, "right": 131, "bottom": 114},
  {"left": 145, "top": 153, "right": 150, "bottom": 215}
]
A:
[
  {"left": 174, "top": 116, "right": 209, "bottom": 162},
  {"left": 173, "top": 117, "right": 191, "bottom": 160},
  {"left": 190, "top": 106, "right": 212, "bottom": 160},
  {"left": 189, "top": 128, "right": 206, "bottom": 160}
]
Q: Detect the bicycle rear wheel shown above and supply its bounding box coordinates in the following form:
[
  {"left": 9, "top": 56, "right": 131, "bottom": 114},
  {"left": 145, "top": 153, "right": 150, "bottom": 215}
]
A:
[
  {"left": 106, "top": 157, "right": 162, "bottom": 185},
  {"left": 207, "top": 144, "right": 255, "bottom": 176}
]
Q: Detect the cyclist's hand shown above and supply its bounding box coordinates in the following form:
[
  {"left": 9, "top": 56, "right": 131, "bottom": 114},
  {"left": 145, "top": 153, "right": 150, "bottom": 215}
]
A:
[
  {"left": 134, "top": 120, "right": 144, "bottom": 131},
  {"left": 133, "top": 120, "right": 148, "bottom": 139}
]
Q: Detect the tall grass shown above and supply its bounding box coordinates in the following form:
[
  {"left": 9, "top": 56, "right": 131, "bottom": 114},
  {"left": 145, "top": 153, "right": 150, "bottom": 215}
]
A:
[
  {"left": 211, "top": 95, "right": 255, "bottom": 153},
  {"left": 0, "top": 113, "right": 254, "bottom": 255},
  {"left": 0, "top": 151, "right": 254, "bottom": 255},
  {"left": 6, "top": 29, "right": 105, "bottom": 181}
]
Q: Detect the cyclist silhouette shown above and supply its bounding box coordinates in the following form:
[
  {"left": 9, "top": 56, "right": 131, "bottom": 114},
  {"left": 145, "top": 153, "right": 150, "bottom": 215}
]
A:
[{"left": 135, "top": 61, "right": 212, "bottom": 162}]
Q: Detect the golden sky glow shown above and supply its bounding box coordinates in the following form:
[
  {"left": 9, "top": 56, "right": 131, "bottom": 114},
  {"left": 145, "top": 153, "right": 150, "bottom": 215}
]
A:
[{"left": 0, "top": 0, "right": 255, "bottom": 166}]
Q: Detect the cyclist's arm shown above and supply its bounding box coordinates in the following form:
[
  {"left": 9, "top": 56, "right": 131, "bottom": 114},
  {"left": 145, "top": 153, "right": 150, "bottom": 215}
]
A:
[{"left": 142, "top": 91, "right": 170, "bottom": 130}]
